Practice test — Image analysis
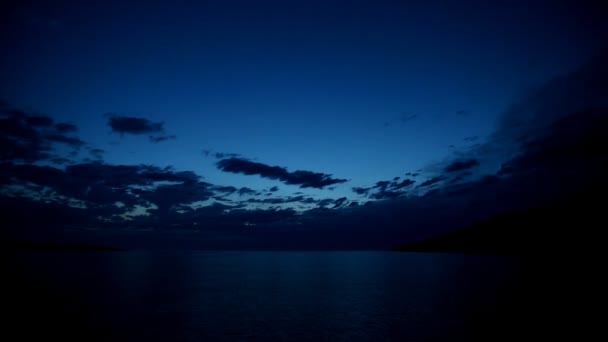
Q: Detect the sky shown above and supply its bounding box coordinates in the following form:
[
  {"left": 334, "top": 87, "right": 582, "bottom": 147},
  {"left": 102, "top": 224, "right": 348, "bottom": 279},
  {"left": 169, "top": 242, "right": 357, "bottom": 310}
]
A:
[{"left": 1, "top": 0, "right": 607, "bottom": 249}]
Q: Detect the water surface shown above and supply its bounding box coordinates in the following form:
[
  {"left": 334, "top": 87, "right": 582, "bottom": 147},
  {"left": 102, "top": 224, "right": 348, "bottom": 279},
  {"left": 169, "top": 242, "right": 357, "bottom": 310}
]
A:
[{"left": 6, "top": 251, "right": 531, "bottom": 341}]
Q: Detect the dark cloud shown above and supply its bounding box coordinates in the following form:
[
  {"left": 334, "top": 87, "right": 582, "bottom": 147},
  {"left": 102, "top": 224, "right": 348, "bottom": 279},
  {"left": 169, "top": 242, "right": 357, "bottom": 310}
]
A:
[
  {"left": 221, "top": 208, "right": 297, "bottom": 225},
  {"left": 246, "top": 195, "right": 315, "bottom": 205},
  {"left": 352, "top": 187, "right": 370, "bottom": 195},
  {"left": 26, "top": 115, "right": 53, "bottom": 127},
  {"left": 269, "top": 186, "right": 279, "bottom": 192},
  {"left": 371, "top": 190, "right": 402, "bottom": 200},
  {"left": 423, "top": 188, "right": 442, "bottom": 197},
  {"left": 444, "top": 159, "right": 480, "bottom": 173},
  {"left": 316, "top": 198, "right": 335, "bottom": 208},
  {"left": 216, "top": 157, "right": 347, "bottom": 189},
  {"left": 0, "top": 107, "right": 86, "bottom": 162},
  {"left": 214, "top": 152, "right": 241, "bottom": 159},
  {"left": 49, "top": 157, "right": 72, "bottom": 165},
  {"left": 44, "top": 133, "right": 85, "bottom": 147},
  {"left": 237, "top": 187, "right": 257, "bottom": 196},
  {"left": 54, "top": 122, "right": 78, "bottom": 133},
  {"left": 107, "top": 115, "right": 164, "bottom": 135},
  {"left": 149, "top": 134, "right": 176, "bottom": 143},
  {"left": 201, "top": 150, "right": 241, "bottom": 159},
  {"left": 392, "top": 178, "right": 415, "bottom": 189},
  {"left": 399, "top": 113, "right": 417, "bottom": 123},
  {"left": 0, "top": 160, "right": 227, "bottom": 225},
  {"left": 384, "top": 112, "right": 418, "bottom": 127},
  {"left": 332, "top": 197, "right": 348, "bottom": 209},
  {"left": 352, "top": 177, "right": 415, "bottom": 199},
  {"left": 139, "top": 182, "right": 215, "bottom": 217},
  {"left": 419, "top": 176, "right": 444, "bottom": 187},
  {"left": 214, "top": 186, "right": 238, "bottom": 194},
  {"left": 374, "top": 181, "right": 391, "bottom": 189},
  {"left": 0, "top": 106, "right": 90, "bottom": 164},
  {"left": 89, "top": 148, "right": 105, "bottom": 159}
]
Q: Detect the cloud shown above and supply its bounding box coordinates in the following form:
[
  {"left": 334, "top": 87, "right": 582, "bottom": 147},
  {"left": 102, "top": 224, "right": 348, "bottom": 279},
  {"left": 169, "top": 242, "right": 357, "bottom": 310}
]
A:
[
  {"left": 0, "top": 105, "right": 89, "bottom": 162},
  {"left": 352, "top": 187, "right": 370, "bottom": 195},
  {"left": 89, "top": 148, "right": 105, "bottom": 159},
  {"left": 216, "top": 157, "right": 347, "bottom": 189},
  {"left": 54, "top": 122, "right": 78, "bottom": 133},
  {"left": 444, "top": 159, "right": 480, "bottom": 173},
  {"left": 139, "top": 182, "right": 215, "bottom": 217},
  {"left": 352, "top": 177, "right": 415, "bottom": 199},
  {"left": 399, "top": 113, "right": 417, "bottom": 123},
  {"left": 44, "top": 133, "right": 85, "bottom": 147},
  {"left": 214, "top": 152, "right": 241, "bottom": 159},
  {"left": 246, "top": 195, "right": 315, "bottom": 205},
  {"left": 201, "top": 150, "right": 241, "bottom": 159},
  {"left": 237, "top": 187, "right": 257, "bottom": 196},
  {"left": 49, "top": 157, "right": 72, "bottom": 165},
  {"left": 214, "top": 186, "right": 238, "bottom": 194},
  {"left": 26, "top": 115, "right": 53, "bottom": 127},
  {"left": 107, "top": 115, "right": 164, "bottom": 135},
  {"left": 371, "top": 190, "right": 402, "bottom": 200},
  {"left": 392, "top": 178, "right": 416, "bottom": 189},
  {"left": 419, "top": 176, "right": 444, "bottom": 187},
  {"left": 269, "top": 186, "right": 279, "bottom": 192},
  {"left": 384, "top": 112, "right": 418, "bottom": 127},
  {"left": 332, "top": 197, "right": 348, "bottom": 209},
  {"left": 149, "top": 134, "right": 176, "bottom": 143}
]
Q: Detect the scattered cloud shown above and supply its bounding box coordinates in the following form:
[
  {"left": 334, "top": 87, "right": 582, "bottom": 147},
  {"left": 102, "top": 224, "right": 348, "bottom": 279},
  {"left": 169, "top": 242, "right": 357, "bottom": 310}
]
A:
[
  {"left": 393, "top": 178, "right": 416, "bottom": 189},
  {"left": 44, "top": 133, "right": 85, "bottom": 147},
  {"left": 105, "top": 114, "right": 176, "bottom": 143},
  {"left": 149, "top": 134, "right": 176, "bottom": 143},
  {"left": 419, "top": 176, "right": 444, "bottom": 187},
  {"left": 352, "top": 187, "right": 370, "bottom": 195},
  {"left": 444, "top": 159, "right": 479, "bottom": 173},
  {"left": 89, "top": 148, "right": 105, "bottom": 159},
  {"left": 214, "top": 152, "right": 241, "bottom": 159},
  {"left": 216, "top": 157, "right": 347, "bottom": 189},
  {"left": 384, "top": 112, "right": 418, "bottom": 127},
  {"left": 54, "top": 122, "right": 78, "bottom": 133},
  {"left": 107, "top": 115, "right": 164, "bottom": 135},
  {"left": 26, "top": 115, "right": 54, "bottom": 127},
  {"left": 238, "top": 187, "right": 257, "bottom": 196},
  {"left": 201, "top": 149, "right": 241, "bottom": 159}
]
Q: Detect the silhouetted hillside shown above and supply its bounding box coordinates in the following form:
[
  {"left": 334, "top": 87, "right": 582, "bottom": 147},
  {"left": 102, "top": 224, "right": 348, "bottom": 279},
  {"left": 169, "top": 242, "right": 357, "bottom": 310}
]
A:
[{"left": 393, "top": 188, "right": 604, "bottom": 254}]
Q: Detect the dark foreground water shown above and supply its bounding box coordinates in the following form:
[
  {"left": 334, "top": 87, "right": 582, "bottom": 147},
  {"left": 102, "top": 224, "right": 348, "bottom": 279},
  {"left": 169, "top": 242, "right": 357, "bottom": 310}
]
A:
[{"left": 3, "top": 251, "right": 571, "bottom": 341}]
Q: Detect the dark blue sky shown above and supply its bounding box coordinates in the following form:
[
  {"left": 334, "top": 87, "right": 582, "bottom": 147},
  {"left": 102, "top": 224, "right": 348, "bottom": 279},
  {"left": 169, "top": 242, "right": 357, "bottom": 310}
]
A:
[{"left": 1, "top": 0, "right": 607, "bottom": 248}]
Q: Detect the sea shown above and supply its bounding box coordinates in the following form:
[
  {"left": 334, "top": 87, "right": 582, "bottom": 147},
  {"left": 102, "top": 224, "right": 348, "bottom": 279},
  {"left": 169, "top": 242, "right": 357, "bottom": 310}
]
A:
[{"left": 4, "top": 251, "right": 565, "bottom": 341}]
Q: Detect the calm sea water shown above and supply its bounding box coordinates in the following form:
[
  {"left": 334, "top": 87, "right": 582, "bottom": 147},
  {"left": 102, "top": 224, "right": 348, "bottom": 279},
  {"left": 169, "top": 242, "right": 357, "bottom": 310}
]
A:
[{"left": 5, "top": 251, "right": 534, "bottom": 341}]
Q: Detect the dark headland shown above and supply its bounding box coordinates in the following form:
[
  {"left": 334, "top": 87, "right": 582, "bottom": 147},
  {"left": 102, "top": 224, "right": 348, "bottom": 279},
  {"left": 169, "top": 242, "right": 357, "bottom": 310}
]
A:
[{"left": 393, "top": 189, "right": 603, "bottom": 255}]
